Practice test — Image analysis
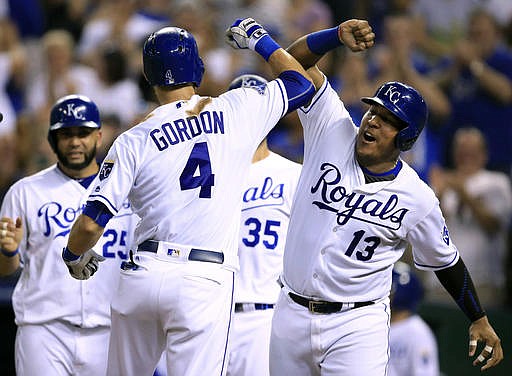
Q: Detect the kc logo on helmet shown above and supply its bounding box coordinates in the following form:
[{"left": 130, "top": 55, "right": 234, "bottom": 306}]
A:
[
  {"left": 66, "top": 104, "right": 87, "bottom": 120},
  {"left": 384, "top": 86, "right": 401, "bottom": 104}
]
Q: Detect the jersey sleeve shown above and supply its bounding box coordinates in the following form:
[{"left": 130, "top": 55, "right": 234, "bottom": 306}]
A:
[
  {"left": 87, "top": 137, "right": 136, "bottom": 215},
  {"left": 408, "top": 204, "right": 460, "bottom": 271},
  {"left": 219, "top": 79, "right": 288, "bottom": 147},
  {"left": 297, "top": 75, "right": 358, "bottom": 157}
]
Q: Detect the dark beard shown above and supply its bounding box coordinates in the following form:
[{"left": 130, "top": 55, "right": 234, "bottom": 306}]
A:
[{"left": 56, "top": 145, "right": 98, "bottom": 171}]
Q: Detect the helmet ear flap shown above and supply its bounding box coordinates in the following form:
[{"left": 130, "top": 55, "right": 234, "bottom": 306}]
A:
[{"left": 47, "top": 131, "right": 57, "bottom": 153}]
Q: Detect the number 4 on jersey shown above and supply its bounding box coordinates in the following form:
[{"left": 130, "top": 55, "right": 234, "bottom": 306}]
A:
[{"left": 180, "top": 142, "right": 215, "bottom": 198}]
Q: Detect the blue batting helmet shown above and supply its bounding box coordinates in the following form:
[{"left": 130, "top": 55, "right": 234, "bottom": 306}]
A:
[
  {"left": 361, "top": 81, "right": 428, "bottom": 151},
  {"left": 391, "top": 261, "right": 424, "bottom": 312},
  {"left": 228, "top": 73, "right": 268, "bottom": 90},
  {"left": 143, "top": 27, "right": 204, "bottom": 88},
  {"left": 48, "top": 94, "right": 101, "bottom": 151}
]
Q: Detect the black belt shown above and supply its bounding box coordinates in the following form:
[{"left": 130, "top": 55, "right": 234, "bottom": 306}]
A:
[
  {"left": 234, "top": 303, "right": 274, "bottom": 312},
  {"left": 137, "top": 240, "right": 224, "bottom": 264},
  {"left": 288, "top": 292, "right": 374, "bottom": 314}
]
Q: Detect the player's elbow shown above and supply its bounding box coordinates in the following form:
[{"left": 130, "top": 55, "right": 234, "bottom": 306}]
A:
[{"left": 279, "top": 70, "right": 315, "bottom": 112}]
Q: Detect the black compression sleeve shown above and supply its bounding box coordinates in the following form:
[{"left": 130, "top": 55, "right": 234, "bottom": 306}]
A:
[{"left": 434, "top": 258, "right": 486, "bottom": 322}]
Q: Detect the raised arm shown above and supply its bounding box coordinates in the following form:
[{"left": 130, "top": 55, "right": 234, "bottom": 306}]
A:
[
  {"left": 226, "top": 17, "right": 315, "bottom": 111},
  {"left": 286, "top": 19, "right": 375, "bottom": 88}
]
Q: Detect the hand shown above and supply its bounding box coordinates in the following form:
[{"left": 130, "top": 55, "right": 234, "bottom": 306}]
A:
[
  {"left": 0, "top": 217, "right": 22, "bottom": 254},
  {"left": 468, "top": 316, "right": 503, "bottom": 370},
  {"left": 62, "top": 248, "right": 105, "bottom": 280},
  {"left": 338, "top": 19, "right": 375, "bottom": 52},
  {"left": 225, "top": 17, "right": 268, "bottom": 50}
]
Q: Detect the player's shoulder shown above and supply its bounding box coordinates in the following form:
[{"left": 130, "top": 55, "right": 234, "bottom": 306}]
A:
[
  {"left": 398, "top": 162, "right": 438, "bottom": 204},
  {"left": 10, "top": 165, "right": 61, "bottom": 189}
]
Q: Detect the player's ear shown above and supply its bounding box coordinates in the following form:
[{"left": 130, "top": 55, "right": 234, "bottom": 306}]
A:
[{"left": 95, "top": 129, "right": 103, "bottom": 148}]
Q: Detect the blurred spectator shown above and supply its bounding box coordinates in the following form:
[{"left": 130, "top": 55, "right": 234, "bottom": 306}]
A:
[
  {"left": 428, "top": 127, "right": 512, "bottom": 308},
  {"left": 435, "top": 8, "right": 512, "bottom": 175},
  {"left": 92, "top": 43, "right": 145, "bottom": 128},
  {"left": 77, "top": 0, "right": 170, "bottom": 66},
  {"left": 330, "top": 51, "right": 373, "bottom": 126},
  {"left": 26, "top": 29, "right": 101, "bottom": 122},
  {"left": 389, "top": 261, "right": 440, "bottom": 376},
  {"left": 40, "top": 0, "right": 89, "bottom": 41},
  {"left": 368, "top": 13, "right": 451, "bottom": 181},
  {"left": 0, "top": 17, "right": 26, "bottom": 137},
  {"left": 410, "top": 0, "right": 475, "bottom": 61}
]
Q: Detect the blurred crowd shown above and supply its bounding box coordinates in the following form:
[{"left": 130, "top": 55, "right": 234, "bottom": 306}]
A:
[{"left": 1, "top": 0, "right": 512, "bottom": 310}]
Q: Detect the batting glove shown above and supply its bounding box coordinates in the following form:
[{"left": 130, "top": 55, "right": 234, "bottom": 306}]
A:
[
  {"left": 225, "top": 18, "right": 268, "bottom": 50},
  {"left": 62, "top": 247, "right": 105, "bottom": 280}
]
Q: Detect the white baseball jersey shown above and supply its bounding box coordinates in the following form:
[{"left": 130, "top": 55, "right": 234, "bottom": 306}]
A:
[
  {"left": 89, "top": 82, "right": 288, "bottom": 270},
  {"left": 227, "top": 152, "right": 301, "bottom": 376},
  {"left": 282, "top": 77, "right": 459, "bottom": 302},
  {"left": 0, "top": 164, "right": 138, "bottom": 327},
  {"left": 235, "top": 151, "right": 301, "bottom": 303},
  {"left": 389, "top": 315, "right": 439, "bottom": 376}
]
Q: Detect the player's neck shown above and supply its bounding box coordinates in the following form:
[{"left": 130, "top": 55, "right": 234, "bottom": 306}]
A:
[
  {"left": 57, "top": 161, "right": 99, "bottom": 179},
  {"left": 154, "top": 85, "right": 196, "bottom": 104}
]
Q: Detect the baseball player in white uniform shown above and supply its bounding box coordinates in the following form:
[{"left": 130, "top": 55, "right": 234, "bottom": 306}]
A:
[
  {"left": 389, "top": 262, "right": 439, "bottom": 376},
  {"left": 60, "top": 20, "right": 314, "bottom": 376},
  {"left": 225, "top": 74, "right": 302, "bottom": 376},
  {"left": 0, "top": 95, "right": 138, "bottom": 375},
  {"left": 268, "top": 19, "right": 503, "bottom": 375}
]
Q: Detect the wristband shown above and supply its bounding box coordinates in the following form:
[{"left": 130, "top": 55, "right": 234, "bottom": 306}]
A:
[
  {"left": 1, "top": 248, "right": 18, "bottom": 258},
  {"left": 306, "top": 26, "right": 342, "bottom": 55},
  {"left": 252, "top": 34, "right": 280, "bottom": 61},
  {"left": 62, "top": 246, "right": 80, "bottom": 262}
]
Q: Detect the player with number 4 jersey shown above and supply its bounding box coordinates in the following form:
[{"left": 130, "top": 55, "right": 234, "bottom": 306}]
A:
[{"left": 62, "top": 20, "right": 314, "bottom": 376}]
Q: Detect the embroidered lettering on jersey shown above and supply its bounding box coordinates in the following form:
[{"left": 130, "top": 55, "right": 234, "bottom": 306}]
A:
[
  {"left": 242, "top": 176, "right": 284, "bottom": 211},
  {"left": 38, "top": 202, "right": 86, "bottom": 238},
  {"left": 150, "top": 111, "right": 224, "bottom": 151},
  {"left": 38, "top": 200, "right": 132, "bottom": 239},
  {"left": 99, "top": 160, "right": 114, "bottom": 181},
  {"left": 311, "top": 162, "right": 409, "bottom": 230}
]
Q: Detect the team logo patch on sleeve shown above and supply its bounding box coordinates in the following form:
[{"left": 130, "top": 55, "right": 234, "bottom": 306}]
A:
[
  {"left": 442, "top": 225, "right": 450, "bottom": 245},
  {"left": 99, "top": 160, "right": 114, "bottom": 181}
]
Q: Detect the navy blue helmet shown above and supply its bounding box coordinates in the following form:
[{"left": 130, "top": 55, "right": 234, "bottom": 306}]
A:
[
  {"left": 48, "top": 94, "right": 101, "bottom": 151},
  {"left": 362, "top": 81, "right": 428, "bottom": 151},
  {"left": 143, "top": 27, "right": 204, "bottom": 88},
  {"left": 391, "top": 261, "right": 424, "bottom": 312},
  {"left": 228, "top": 73, "right": 268, "bottom": 90}
]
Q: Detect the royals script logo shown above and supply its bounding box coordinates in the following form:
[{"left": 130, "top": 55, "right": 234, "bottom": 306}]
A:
[
  {"left": 311, "top": 163, "right": 408, "bottom": 230},
  {"left": 38, "top": 202, "right": 86, "bottom": 238},
  {"left": 38, "top": 200, "right": 132, "bottom": 238},
  {"left": 242, "top": 176, "right": 284, "bottom": 211}
]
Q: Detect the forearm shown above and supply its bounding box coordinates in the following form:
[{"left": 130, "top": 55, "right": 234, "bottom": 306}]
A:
[
  {"left": 286, "top": 26, "right": 342, "bottom": 70},
  {"left": 434, "top": 258, "right": 486, "bottom": 322},
  {"left": 470, "top": 60, "right": 512, "bottom": 104},
  {"left": 267, "top": 48, "right": 312, "bottom": 81},
  {"left": 67, "top": 214, "right": 104, "bottom": 255}
]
